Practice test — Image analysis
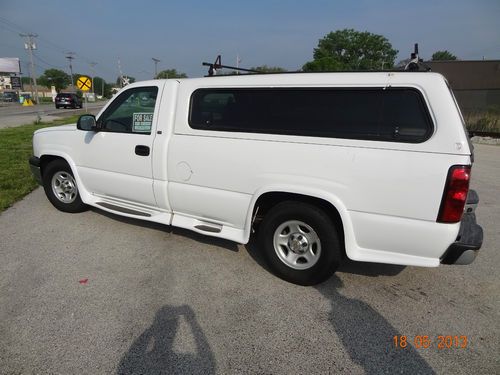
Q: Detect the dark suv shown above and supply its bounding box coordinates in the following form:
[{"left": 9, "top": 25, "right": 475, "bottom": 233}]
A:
[
  {"left": 55, "top": 93, "right": 82, "bottom": 109},
  {"left": 1, "top": 91, "right": 19, "bottom": 102}
]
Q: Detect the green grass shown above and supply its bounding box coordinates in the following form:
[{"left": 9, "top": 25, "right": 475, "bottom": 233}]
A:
[
  {"left": 0, "top": 115, "right": 80, "bottom": 212},
  {"left": 464, "top": 107, "right": 500, "bottom": 133}
]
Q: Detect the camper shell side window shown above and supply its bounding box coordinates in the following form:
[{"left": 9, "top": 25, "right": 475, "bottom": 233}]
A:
[{"left": 189, "top": 87, "right": 434, "bottom": 143}]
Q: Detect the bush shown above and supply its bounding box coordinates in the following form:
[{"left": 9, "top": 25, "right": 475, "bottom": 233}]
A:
[
  {"left": 38, "top": 97, "right": 53, "bottom": 103},
  {"left": 464, "top": 107, "right": 500, "bottom": 133}
]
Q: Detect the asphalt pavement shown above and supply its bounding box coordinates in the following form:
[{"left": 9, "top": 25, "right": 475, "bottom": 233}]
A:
[
  {"left": 0, "top": 144, "right": 498, "bottom": 374},
  {"left": 0, "top": 102, "right": 106, "bottom": 128}
]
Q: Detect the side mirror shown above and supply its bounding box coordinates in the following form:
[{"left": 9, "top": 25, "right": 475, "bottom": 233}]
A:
[{"left": 77, "top": 114, "right": 97, "bottom": 131}]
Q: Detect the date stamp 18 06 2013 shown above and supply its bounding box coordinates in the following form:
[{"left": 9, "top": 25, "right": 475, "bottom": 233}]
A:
[{"left": 393, "top": 335, "right": 468, "bottom": 349}]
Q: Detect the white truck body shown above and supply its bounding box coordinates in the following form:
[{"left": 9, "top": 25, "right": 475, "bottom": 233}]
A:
[{"left": 31, "top": 72, "right": 483, "bottom": 283}]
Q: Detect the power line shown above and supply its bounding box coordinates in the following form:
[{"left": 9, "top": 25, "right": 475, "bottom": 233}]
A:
[
  {"left": 1, "top": 17, "right": 115, "bottom": 80},
  {"left": 33, "top": 53, "right": 65, "bottom": 69},
  {"left": 0, "top": 16, "right": 29, "bottom": 34}
]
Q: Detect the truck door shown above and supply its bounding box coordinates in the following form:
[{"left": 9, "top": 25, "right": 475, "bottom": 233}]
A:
[{"left": 76, "top": 84, "right": 163, "bottom": 208}]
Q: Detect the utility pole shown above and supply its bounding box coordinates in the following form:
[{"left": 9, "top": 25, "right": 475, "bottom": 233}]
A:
[
  {"left": 89, "top": 62, "right": 97, "bottom": 94},
  {"left": 117, "top": 58, "right": 124, "bottom": 87},
  {"left": 152, "top": 58, "right": 160, "bottom": 79},
  {"left": 20, "top": 33, "right": 39, "bottom": 104},
  {"left": 66, "top": 52, "right": 75, "bottom": 90}
]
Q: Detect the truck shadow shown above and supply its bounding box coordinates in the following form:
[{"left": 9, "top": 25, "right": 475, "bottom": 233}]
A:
[
  {"left": 117, "top": 305, "right": 216, "bottom": 375},
  {"left": 90, "top": 208, "right": 239, "bottom": 252},
  {"left": 245, "top": 240, "right": 433, "bottom": 373},
  {"left": 316, "top": 276, "right": 435, "bottom": 374}
]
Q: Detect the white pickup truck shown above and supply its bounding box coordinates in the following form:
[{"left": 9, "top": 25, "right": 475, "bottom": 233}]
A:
[{"left": 29, "top": 72, "right": 483, "bottom": 285}]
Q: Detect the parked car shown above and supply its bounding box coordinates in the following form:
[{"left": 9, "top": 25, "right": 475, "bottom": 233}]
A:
[
  {"left": 29, "top": 73, "right": 483, "bottom": 285},
  {"left": 55, "top": 93, "right": 82, "bottom": 109},
  {"left": 1, "top": 91, "right": 18, "bottom": 102}
]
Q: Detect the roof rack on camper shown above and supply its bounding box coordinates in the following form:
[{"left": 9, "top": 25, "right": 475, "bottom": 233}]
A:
[
  {"left": 202, "top": 44, "right": 432, "bottom": 77},
  {"left": 404, "top": 43, "right": 431, "bottom": 72},
  {"left": 202, "top": 55, "right": 259, "bottom": 76}
]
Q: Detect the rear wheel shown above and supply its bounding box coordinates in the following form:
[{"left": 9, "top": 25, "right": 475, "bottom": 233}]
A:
[
  {"left": 258, "top": 201, "right": 342, "bottom": 285},
  {"left": 42, "top": 160, "right": 87, "bottom": 213}
]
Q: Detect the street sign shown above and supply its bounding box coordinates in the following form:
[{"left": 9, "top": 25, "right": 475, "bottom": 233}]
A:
[
  {"left": 10, "top": 76, "right": 22, "bottom": 90},
  {"left": 76, "top": 75, "right": 92, "bottom": 91}
]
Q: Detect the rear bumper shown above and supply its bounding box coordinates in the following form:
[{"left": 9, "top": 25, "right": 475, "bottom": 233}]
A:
[
  {"left": 29, "top": 156, "right": 43, "bottom": 185},
  {"left": 440, "top": 210, "right": 483, "bottom": 265}
]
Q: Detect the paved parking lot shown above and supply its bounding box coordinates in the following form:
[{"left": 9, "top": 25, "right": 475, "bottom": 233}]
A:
[{"left": 0, "top": 144, "right": 498, "bottom": 374}]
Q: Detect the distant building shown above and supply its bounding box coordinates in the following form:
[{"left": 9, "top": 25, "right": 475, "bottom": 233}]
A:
[
  {"left": 0, "top": 75, "right": 15, "bottom": 90},
  {"left": 426, "top": 60, "right": 500, "bottom": 113}
]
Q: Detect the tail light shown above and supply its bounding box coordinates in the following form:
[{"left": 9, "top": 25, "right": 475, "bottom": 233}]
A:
[{"left": 437, "top": 165, "right": 471, "bottom": 223}]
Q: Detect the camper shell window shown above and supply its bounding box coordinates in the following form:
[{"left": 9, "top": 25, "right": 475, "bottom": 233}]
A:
[{"left": 189, "top": 87, "right": 433, "bottom": 143}]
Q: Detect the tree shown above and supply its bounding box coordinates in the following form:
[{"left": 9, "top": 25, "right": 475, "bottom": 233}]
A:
[
  {"left": 303, "top": 29, "right": 398, "bottom": 71},
  {"left": 93, "top": 76, "right": 113, "bottom": 98},
  {"left": 38, "top": 69, "right": 71, "bottom": 92},
  {"left": 155, "top": 69, "right": 188, "bottom": 79},
  {"left": 250, "top": 65, "right": 287, "bottom": 73},
  {"left": 431, "top": 50, "right": 457, "bottom": 61}
]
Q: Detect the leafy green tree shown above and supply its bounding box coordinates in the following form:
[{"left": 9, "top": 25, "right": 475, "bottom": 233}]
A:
[
  {"left": 250, "top": 65, "right": 287, "bottom": 73},
  {"left": 155, "top": 69, "right": 188, "bottom": 79},
  {"left": 303, "top": 29, "right": 398, "bottom": 71},
  {"left": 431, "top": 50, "right": 457, "bottom": 61},
  {"left": 38, "top": 69, "right": 71, "bottom": 92},
  {"left": 93, "top": 76, "right": 113, "bottom": 98}
]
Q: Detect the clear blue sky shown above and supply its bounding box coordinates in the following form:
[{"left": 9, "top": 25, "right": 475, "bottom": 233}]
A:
[{"left": 1, "top": 0, "right": 499, "bottom": 82}]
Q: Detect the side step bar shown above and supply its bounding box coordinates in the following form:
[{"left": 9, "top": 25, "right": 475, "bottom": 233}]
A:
[
  {"left": 194, "top": 222, "right": 222, "bottom": 233},
  {"left": 96, "top": 202, "right": 151, "bottom": 217}
]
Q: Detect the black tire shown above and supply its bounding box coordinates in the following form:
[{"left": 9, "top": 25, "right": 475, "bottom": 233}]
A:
[
  {"left": 42, "top": 159, "right": 88, "bottom": 213},
  {"left": 258, "top": 201, "right": 342, "bottom": 285},
  {"left": 55, "top": 105, "right": 60, "bottom": 109}
]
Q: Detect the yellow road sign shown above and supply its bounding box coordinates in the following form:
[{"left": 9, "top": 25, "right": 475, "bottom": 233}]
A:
[{"left": 76, "top": 75, "right": 92, "bottom": 91}]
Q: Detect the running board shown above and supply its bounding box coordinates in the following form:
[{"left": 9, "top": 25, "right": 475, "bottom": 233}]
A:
[
  {"left": 194, "top": 222, "right": 222, "bottom": 233},
  {"left": 96, "top": 202, "right": 151, "bottom": 217}
]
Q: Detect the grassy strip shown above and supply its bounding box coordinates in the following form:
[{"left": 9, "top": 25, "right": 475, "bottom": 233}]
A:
[
  {"left": 0, "top": 115, "right": 80, "bottom": 212},
  {"left": 464, "top": 110, "right": 500, "bottom": 133}
]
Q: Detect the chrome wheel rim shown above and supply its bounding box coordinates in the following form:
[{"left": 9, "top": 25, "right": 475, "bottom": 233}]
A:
[
  {"left": 51, "top": 171, "right": 77, "bottom": 204},
  {"left": 273, "top": 220, "right": 321, "bottom": 270}
]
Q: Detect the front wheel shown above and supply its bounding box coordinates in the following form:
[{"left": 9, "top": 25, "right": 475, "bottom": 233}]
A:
[
  {"left": 258, "top": 201, "right": 342, "bottom": 285},
  {"left": 42, "top": 160, "right": 88, "bottom": 213}
]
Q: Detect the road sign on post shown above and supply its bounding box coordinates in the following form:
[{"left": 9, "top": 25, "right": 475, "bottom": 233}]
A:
[
  {"left": 76, "top": 76, "right": 92, "bottom": 112},
  {"left": 76, "top": 76, "right": 92, "bottom": 91},
  {"left": 10, "top": 76, "right": 22, "bottom": 90}
]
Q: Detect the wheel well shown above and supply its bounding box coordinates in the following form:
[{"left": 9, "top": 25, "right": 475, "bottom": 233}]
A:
[
  {"left": 252, "top": 192, "right": 345, "bottom": 251},
  {"left": 39, "top": 155, "right": 67, "bottom": 177}
]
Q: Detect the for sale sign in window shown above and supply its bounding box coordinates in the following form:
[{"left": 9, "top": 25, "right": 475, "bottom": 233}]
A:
[{"left": 133, "top": 113, "right": 154, "bottom": 133}]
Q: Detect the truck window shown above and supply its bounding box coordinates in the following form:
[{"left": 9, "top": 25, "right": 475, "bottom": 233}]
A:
[
  {"left": 189, "top": 88, "right": 433, "bottom": 143},
  {"left": 98, "top": 87, "right": 158, "bottom": 134}
]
